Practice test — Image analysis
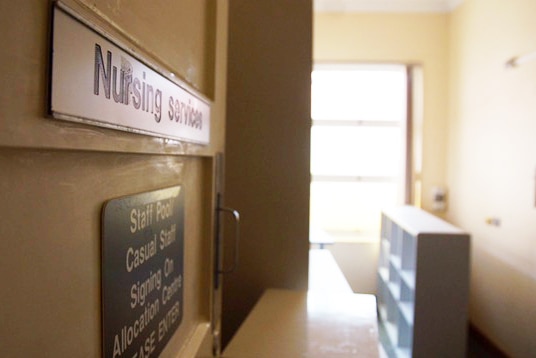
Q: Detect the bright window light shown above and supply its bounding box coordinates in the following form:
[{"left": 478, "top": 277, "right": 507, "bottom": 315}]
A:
[{"left": 310, "top": 64, "right": 407, "bottom": 243}]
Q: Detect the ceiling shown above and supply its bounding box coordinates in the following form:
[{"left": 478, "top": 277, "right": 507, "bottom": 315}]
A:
[{"left": 314, "top": 0, "right": 464, "bottom": 13}]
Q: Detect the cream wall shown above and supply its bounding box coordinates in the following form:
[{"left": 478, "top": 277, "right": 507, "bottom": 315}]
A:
[
  {"left": 447, "top": 0, "right": 536, "bottom": 356},
  {"left": 223, "top": 0, "right": 312, "bottom": 348},
  {"left": 314, "top": 12, "right": 450, "bottom": 213}
]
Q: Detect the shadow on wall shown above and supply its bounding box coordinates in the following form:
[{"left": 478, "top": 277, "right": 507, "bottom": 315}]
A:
[{"left": 325, "top": 242, "right": 380, "bottom": 294}]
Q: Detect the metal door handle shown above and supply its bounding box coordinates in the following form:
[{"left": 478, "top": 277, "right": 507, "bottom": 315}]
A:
[{"left": 217, "top": 206, "right": 240, "bottom": 274}]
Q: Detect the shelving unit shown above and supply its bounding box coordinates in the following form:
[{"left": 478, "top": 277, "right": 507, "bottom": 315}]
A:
[{"left": 377, "top": 206, "right": 470, "bottom": 357}]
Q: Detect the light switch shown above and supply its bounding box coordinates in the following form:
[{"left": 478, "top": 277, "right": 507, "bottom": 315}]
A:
[{"left": 432, "top": 186, "right": 447, "bottom": 212}]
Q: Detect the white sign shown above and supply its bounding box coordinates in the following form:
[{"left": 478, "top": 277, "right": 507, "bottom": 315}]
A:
[{"left": 50, "top": 5, "right": 211, "bottom": 144}]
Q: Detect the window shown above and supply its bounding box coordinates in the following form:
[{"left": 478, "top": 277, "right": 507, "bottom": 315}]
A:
[{"left": 310, "top": 64, "right": 409, "bottom": 243}]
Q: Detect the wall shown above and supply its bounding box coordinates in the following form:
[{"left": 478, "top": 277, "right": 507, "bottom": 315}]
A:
[
  {"left": 314, "top": 11, "right": 449, "bottom": 293},
  {"left": 314, "top": 12, "right": 449, "bottom": 213},
  {"left": 327, "top": 243, "right": 379, "bottom": 294},
  {"left": 222, "top": 0, "right": 312, "bottom": 347},
  {"left": 0, "top": 0, "right": 227, "bottom": 356},
  {"left": 447, "top": 0, "right": 536, "bottom": 356}
]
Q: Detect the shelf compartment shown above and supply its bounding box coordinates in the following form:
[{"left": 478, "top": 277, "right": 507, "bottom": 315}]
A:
[
  {"left": 385, "top": 283, "right": 399, "bottom": 324},
  {"left": 377, "top": 272, "right": 388, "bottom": 309},
  {"left": 397, "top": 307, "right": 413, "bottom": 348},
  {"left": 400, "top": 280, "right": 414, "bottom": 308},
  {"left": 398, "top": 301, "right": 414, "bottom": 326},
  {"left": 388, "top": 262, "right": 401, "bottom": 293},
  {"left": 389, "top": 255, "right": 402, "bottom": 271},
  {"left": 400, "top": 270, "right": 415, "bottom": 292},
  {"left": 389, "top": 223, "right": 402, "bottom": 257},
  {"left": 383, "top": 320, "right": 398, "bottom": 347},
  {"left": 379, "top": 239, "right": 391, "bottom": 269},
  {"left": 401, "top": 232, "right": 416, "bottom": 270},
  {"left": 378, "top": 267, "right": 389, "bottom": 283},
  {"left": 387, "top": 282, "right": 401, "bottom": 301}
]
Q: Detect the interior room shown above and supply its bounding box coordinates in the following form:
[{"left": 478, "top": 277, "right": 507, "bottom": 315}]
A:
[
  {"left": 1, "top": 0, "right": 535, "bottom": 357},
  {"left": 224, "top": 0, "right": 536, "bottom": 356},
  {"left": 307, "top": 0, "right": 536, "bottom": 356}
]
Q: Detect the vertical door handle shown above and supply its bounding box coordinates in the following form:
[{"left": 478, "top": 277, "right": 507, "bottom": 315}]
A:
[{"left": 216, "top": 205, "right": 240, "bottom": 274}]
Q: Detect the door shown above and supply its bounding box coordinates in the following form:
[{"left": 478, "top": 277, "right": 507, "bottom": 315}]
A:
[
  {"left": 0, "top": 0, "right": 227, "bottom": 357},
  {"left": 221, "top": 0, "right": 312, "bottom": 348}
]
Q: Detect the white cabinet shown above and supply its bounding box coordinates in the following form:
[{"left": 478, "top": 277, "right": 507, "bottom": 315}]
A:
[{"left": 377, "top": 206, "right": 470, "bottom": 357}]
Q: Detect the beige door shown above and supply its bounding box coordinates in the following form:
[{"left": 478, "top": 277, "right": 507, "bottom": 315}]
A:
[
  {"left": 0, "top": 0, "right": 227, "bottom": 357},
  {"left": 222, "top": 0, "right": 312, "bottom": 348}
]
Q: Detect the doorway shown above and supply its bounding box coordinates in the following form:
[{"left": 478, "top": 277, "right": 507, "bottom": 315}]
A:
[{"left": 309, "top": 63, "right": 420, "bottom": 293}]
